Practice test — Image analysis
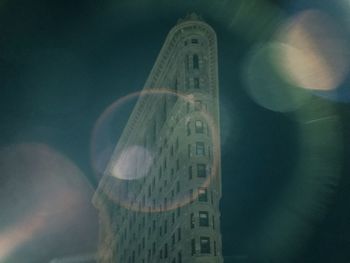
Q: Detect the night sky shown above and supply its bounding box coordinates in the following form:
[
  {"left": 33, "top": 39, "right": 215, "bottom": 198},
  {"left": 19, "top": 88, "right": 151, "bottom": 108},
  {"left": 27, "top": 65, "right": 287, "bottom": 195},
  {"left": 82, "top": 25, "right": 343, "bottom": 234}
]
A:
[{"left": 0, "top": 0, "right": 350, "bottom": 263}]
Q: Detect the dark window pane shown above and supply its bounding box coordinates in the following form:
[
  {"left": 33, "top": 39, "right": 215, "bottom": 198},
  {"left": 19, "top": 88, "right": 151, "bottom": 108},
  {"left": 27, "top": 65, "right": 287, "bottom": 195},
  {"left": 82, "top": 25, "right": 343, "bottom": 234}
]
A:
[
  {"left": 198, "top": 188, "right": 208, "bottom": 202},
  {"left": 195, "top": 120, "right": 204, "bottom": 133},
  {"left": 199, "top": 211, "right": 209, "bottom": 226},
  {"left": 193, "top": 54, "right": 199, "bottom": 69},
  {"left": 200, "top": 237, "right": 211, "bottom": 254},
  {"left": 197, "top": 164, "right": 206, "bottom": 177}
]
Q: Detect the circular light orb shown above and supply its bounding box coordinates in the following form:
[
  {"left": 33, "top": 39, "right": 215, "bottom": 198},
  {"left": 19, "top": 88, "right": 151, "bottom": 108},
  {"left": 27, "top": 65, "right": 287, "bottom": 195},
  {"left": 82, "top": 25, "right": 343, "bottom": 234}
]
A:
[
  {"left": 91, "top": 89, "right": 221, "bottom": 213},
  {"left": 243, "top": 42, "right": 311, "bottom": 112},
  {"left": 277, "top": 9, "right": 350, "bottom": 91},
  {"left": 0, "top": 143, "right": 95, "bottom": 262}
]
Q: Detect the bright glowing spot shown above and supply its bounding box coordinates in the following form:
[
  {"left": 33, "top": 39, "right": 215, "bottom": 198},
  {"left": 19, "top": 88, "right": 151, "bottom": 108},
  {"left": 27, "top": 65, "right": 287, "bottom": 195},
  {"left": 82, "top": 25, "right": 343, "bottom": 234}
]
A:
[
  {"left": 243, "top": 42, "right": 311, "bottom": 112},
  {"left": 0, "top": 143, "right": 94, "bottom": 261},
  {"left": 277, "top": 10, "right": 349, "bottom": 90},
  {"left": 111, "top": 145, "right": 153, "bottom": 180},
  {"left": 0, "top": 215, "right": 45, "bottom": 261}
]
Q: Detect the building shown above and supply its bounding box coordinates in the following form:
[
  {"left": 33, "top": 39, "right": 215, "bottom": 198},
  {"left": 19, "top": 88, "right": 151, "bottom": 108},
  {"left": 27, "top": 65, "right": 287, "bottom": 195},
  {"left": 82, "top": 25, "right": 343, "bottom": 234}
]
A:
[{"left": 92, "top": 13, "right": 223, "bottom": 263}]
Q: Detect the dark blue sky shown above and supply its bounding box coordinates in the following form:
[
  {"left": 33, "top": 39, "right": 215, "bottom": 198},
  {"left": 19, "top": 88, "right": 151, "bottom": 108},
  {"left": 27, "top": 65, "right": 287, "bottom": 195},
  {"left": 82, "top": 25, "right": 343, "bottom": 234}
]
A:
[{"left": 0, "top": 0, "right": 349, "bottom": 262}]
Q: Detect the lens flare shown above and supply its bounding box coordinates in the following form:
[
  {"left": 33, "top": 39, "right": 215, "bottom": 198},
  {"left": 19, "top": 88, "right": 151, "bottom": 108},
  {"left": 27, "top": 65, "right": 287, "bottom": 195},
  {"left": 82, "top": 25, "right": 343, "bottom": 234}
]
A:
[
  {"left": 111, "top": 145, "right": 153, "bottom": 180},
  {"left": 0, "top": 143, "right": 95, "bottom": 262},
  {"left": 243, "top": 42, "right": 311, "bottom": 112},
  {"left": 276, "top": 10, "right": 350, "bottom": 91},
  {"left": 91, "top": 89, "right": 220, "bottom": 213}
]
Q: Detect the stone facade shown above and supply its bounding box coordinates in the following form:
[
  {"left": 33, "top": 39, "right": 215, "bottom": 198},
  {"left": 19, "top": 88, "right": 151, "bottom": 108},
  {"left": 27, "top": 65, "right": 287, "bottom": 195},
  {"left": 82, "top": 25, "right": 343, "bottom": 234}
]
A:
[{"left": 93, "top": 14, "right": 223, "bottom": 263}]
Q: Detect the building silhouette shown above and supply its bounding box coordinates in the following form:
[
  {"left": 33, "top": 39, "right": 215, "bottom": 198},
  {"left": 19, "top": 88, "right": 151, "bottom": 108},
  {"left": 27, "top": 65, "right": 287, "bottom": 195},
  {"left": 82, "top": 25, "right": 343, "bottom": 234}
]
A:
[{"left": 93, "top": 13, "right": 222, "bottom": 263}]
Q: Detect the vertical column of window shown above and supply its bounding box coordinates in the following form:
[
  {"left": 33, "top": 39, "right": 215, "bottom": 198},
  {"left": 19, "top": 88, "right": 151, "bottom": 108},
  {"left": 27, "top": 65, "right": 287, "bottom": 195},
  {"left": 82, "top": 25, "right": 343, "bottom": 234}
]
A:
[
  {"left": 185, "top": 54, "right": 190, "bottom": 90},
  {"left": 188, "top": 165, "right": 193, "bottom": 180},
  {"left": 187, "top": 121, "right": 191, "bottom": 135},
  {"left": 190, "top": 213, "right": 195, "bottom": 229},
  {"left": 194, "top": 77, "right": 200, "bottom": 89},
  {"left": 178, "top": 251, "right": 182, "bottom": 263},
  {"left": 164, "top": 243, "right": 168, "bottom": 258},
  {"left": 152, "top": 120, "right": 156, "bottom": 144},
  {"left": 177, "top": 206, "right": 181, "bottom": 217},
  {"left": 174, "top": 77, "right": 178, "bottom": 94},
  {"left": 189, "top": 189, "right": 194, "bottom": 203},
  {"left": 193, "top": 54, "right": 199, "bottom": 69},
  {"left": 191, "top": 239, "right": 196, "bottom": 255}
]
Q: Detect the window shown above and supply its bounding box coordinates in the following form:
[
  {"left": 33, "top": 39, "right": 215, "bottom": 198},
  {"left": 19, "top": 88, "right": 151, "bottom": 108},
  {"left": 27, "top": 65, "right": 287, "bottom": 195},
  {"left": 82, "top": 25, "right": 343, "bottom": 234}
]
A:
[
  {"left": 164, "top": 243, "right": 168, "bottom": 258},
  {"left": 196, "top": 142, "right": 205, "bottom": 156},
  {"left": 188, "top": 144, "right": 192, "bottom": 158},
  {"left": 192, "top": 38, "right": 199, "bottom": 44},
  {"left": 214, "top": 240, "right": 217, "bottom": 256},
  {"left": 185, "top": 55, "right": 189, "bottom": 70},
  {"left": 198, "top": 188, "right": 208, "bottom": 202},
  {"left": 190, "top": 213, "right": 195, "bottom": 228},
  {"left": 174, "top": 78, "right": 178, "bottom": 94},
  {"left": 197, "top": 164, "right": 206, "bottom": 177},
  {"left": 191, "top": 239, "right": 196, "bottom": 255},
  {"left": 178, "top": 227, "right": 181, "bottom": 241},
  {"left": 194, "top": 77, "right": 200, "bottom": 89},
  {"left": 200, "top": 237, "right": 211, "bottom": 254},
  {"left": 172, "top": 233, "right": 175, "bottom": 246},
  {"left": 212, "top": 215, "right": 215, "bottom": 229},
  {"left": 193, "top": 54, "right": 199, "bottom": 69},
  {"left": 189, "top": 166, "right": 193, "bottom": 180},
  {"left": 194, "top": 100, "right": 202, "bottom": 111},
  {"left": 189, "top": 189, "right": 194, "bottom": 203},
  {"left": 178, "top": 251, "right": 182, "bottom": 263},
  {"left": 195, "top": 120, "right": 204, "bottom": 133},
  {"left": 199, "top": 211, "right": 209, "bottom": 226},
  {"left": 176, "top": 181, "right": 180, "bottom": 193},
  {"left": 187, "top": 121, "right": 191, "bottom": 135}
]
